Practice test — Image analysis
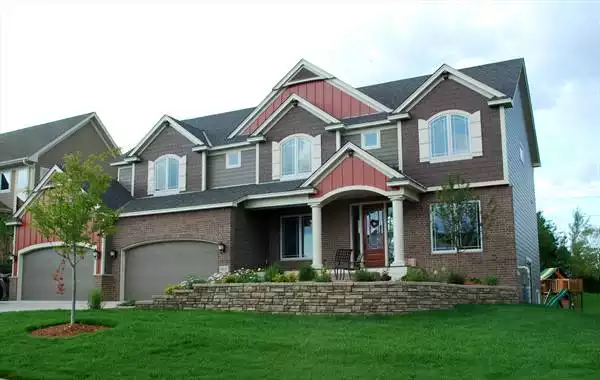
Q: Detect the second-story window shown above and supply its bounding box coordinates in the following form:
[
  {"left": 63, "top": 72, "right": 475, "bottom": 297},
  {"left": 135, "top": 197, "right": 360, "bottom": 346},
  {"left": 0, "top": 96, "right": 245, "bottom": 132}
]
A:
[
  {"left": 281, "top": 136, "right": 312, "bottom": 179},
  {"left": 0, "top": 170, "right": 10, "bottom": 192},
  {"left": 226, "top": 150, "right": 241, "bottom": 169},
  {"left": 361, "top": 130, "right": 380, "bottom": 150},
  {"left": 155, "top": 155, "right": 179, "bottom": 193},
  {"left": 430, "top": 113, "right": 470, "bottom": 158}
]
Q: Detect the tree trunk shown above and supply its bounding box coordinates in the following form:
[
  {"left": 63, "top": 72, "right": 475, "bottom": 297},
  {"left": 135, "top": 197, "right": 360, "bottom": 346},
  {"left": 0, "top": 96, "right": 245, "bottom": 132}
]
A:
[{"left": 70, "top": 247, "right": 77, "bottom": 325}]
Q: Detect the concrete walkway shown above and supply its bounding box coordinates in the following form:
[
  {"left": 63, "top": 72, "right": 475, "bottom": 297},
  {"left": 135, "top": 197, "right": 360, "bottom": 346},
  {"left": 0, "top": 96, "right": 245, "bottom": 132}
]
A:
[{"left": 0, "top": 301, "right": 119, "bottom": 312}]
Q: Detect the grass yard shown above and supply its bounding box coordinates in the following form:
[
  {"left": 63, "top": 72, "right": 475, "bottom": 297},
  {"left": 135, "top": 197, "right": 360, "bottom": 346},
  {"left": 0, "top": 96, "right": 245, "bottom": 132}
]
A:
[{"left": 1, "top": 295, "right": 600, "bottom": 380}]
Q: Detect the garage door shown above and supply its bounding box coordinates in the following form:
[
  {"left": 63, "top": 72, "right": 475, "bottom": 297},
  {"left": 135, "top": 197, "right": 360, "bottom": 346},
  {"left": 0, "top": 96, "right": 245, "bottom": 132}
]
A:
[
  {"left": 124, "top": 241, "right": 218, "bottom": 301},
  {"left": 21, "top": 248, "right": 95, "bottom": 301}
]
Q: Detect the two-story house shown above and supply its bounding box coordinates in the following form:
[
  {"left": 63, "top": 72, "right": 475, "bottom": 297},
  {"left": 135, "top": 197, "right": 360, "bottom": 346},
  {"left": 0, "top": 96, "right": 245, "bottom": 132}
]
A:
[
  {"left": 10, "top": 58, "right": 541, "bottom": 304},
  {"left": 2, "top": 113, "right": 122, "bottom": 297}
]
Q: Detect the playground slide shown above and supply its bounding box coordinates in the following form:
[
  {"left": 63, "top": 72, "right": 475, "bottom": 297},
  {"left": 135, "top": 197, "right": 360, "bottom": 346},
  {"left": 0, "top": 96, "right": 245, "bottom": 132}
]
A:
[{"left": 545, "top": 288, "right": 569, "bottom": 307}]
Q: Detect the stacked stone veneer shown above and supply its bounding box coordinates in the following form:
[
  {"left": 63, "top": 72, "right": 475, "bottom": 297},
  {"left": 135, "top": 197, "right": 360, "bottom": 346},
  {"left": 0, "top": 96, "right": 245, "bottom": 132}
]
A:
[{"left": 138, "top": 282, "right": 519, "bottom": 315}]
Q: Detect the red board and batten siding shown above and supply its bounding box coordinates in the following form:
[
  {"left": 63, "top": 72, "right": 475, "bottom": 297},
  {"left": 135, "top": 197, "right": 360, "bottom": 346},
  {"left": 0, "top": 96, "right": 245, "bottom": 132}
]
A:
[
  {"left": 313, "top": 155, "right": 391, "bottom": 198},
  {"left": 241, "top": 81, "right": 377, "bottom": 135},
  {"left": 12, "top": 212, "right": 102, "bottom": 276}
]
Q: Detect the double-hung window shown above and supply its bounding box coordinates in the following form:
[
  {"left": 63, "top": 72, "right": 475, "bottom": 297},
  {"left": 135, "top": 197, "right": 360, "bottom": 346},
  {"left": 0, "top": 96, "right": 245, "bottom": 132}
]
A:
[
  {"left": 281, "top": 136, "right": 312, "bottom": 179},
  {"left": 431, "top": 201, "right": 482, "bottom": 253},
  {"left": 430, "top": 113, "right": 470, "bottom": 159},
  {"left": 280, "top": 215, "right": 313, "bottom": 260},
  {"left": 155, "top": 155, "right": 180, "bottom": 194}
]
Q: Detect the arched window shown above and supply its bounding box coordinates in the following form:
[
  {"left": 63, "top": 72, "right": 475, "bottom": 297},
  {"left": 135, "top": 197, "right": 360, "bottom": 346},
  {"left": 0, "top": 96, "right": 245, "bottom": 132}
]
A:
[
  {"left": 155, "top": 155, "right": 180, "bottom": 193},
  {"left": 429, "top": 112, "right": 470, "bottom": 158},
  {"left": 281, "top": 135, "right": 313, "bottom": 179}
]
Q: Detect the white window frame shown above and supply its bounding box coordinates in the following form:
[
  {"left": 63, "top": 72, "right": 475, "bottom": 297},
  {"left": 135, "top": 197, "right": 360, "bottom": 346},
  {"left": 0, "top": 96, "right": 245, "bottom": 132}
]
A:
[
  {"left": 0, "top": 170, "right": 11, "bottom": 193},
  {"left": 280, "top": 134, "right": 313, "bottom": 181},
  {"left": 430, "top": 200, "right": 483, "bottom": 254},
  {"left": 361, "top": 129, "right": 381, "bottom": 150},
  {"left": 428, "top": 110, "right": 471, "bottom": 162},
  {"left": 15, "top": 167, "right": 29, "bottom": 190},
  {"left": 280, "top": 214, "right": 313, "bottom": 261},
  {"left": 225, "top": 150, "right": 242, "bottom": 169},
  {"left": 154, "top": 154, "right": 180, "bottom": 196}
]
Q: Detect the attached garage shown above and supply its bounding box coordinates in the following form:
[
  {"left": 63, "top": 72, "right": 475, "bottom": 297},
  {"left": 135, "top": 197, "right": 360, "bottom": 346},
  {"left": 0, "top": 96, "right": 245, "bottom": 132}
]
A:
[
  {"left": 20, "top": 247, "right": 96, "bottom": 301},
  {"left": 123, "top": 240, "right": 218, "bottom": 301}
]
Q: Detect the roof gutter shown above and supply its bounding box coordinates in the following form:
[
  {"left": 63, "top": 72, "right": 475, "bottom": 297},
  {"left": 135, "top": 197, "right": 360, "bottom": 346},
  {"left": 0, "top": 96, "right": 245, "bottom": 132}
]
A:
[{"left": 0, "top": 157, "right": 36, "bottom": 168}]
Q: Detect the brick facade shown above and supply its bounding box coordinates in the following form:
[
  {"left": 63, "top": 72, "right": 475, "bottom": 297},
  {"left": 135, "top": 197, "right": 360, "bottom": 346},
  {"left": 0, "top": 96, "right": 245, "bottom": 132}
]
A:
[
  {"left": 140, "top": 282, "right": 519, "bottom": 315},
  {"left": 106, "top": 208, "right": 233, "bottom": 300},
  {"left": 404, "top": 185, "right": 518, "bottom": 286},
  {"left": 402, "top": 79, "right": 504, "bottom": 187}
]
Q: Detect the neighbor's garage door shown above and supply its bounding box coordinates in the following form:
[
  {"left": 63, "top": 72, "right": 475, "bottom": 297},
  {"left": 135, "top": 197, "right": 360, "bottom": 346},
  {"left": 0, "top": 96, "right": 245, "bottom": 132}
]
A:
[
  {"left": 124, "top": 241, "right": 218, "bottom": 301},
  {"left": 21, "top": 248, "right": 95, "bottom": 300}
]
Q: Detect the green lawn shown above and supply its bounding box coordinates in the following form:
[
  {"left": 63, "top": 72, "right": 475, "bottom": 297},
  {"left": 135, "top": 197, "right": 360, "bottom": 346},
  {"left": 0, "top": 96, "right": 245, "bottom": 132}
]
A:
[{"left": 1, "top": 295, "right": 600, "bottom": 380}]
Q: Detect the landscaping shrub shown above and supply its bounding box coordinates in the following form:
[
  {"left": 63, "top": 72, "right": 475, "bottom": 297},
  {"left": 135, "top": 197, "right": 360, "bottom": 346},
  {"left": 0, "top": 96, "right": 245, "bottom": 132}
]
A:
[
  {"left": 298, "top": 263, "right": 316, "bottom": 281},
  {"left": 164, "top": 284, "right": 184, "bottom": 295},
  {"left": 428, "top": 267, "right": 449, "bottom": 283},
  {"left": 208, "top": 268, "right": 262, "bottom": 283},
  {"left": 272, "top": 272, "right": 297, "bottom": 283},
  {"left": 180, "top": 275, "right": 207, "bottom": 289},
  {"left": 264, "top": 264, "right": 282, "bottom": 282},
  {"left": 354, "top": 269, "right": 376, "bottom": 282},
  {"left": 401, "top": 267, "right": 428, "bottom": 282},
  {"left": 447, "top": 272, "right": 466, "bottom": 285},
  {"left": 88, "top": 288, "right": 103, "bottom": 310},
  {"left": 0, "top": 260, "right": 11, "bottom": 275},
  {"left": 485, "top": 276, "right": 498, "bottom": 286},
  {"left": 315, "top": 267, "right": 332, "bottom": 282}
]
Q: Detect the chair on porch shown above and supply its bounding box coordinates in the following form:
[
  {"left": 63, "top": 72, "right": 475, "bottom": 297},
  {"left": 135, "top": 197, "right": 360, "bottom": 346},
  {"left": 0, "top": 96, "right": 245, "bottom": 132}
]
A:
[{"left": 329, "top": 249, "right": 360, "bottom": 281}]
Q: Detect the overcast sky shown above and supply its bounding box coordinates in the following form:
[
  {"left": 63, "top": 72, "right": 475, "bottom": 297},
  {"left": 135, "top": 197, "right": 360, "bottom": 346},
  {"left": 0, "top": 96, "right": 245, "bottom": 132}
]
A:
[{"left": 1, "top": 1, "right": 599, "bottom": 233}]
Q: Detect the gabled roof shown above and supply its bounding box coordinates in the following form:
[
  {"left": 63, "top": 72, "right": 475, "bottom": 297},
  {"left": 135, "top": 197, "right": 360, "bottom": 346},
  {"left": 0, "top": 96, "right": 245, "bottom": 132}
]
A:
[
  {"left": 161, "top": 58, "right": 525, "bottom": 151},
  {"left": 0, "top": 113, "right": 94, "bottom": 165},
  {"left": 13, "top": 165, "right": 132, "bottom": 219}
]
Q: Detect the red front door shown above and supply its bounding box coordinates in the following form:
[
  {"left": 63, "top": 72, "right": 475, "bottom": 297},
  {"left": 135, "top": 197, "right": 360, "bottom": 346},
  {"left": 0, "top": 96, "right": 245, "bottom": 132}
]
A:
[{"left": 362, "top": 204, "right": 385, "bottom": 267}]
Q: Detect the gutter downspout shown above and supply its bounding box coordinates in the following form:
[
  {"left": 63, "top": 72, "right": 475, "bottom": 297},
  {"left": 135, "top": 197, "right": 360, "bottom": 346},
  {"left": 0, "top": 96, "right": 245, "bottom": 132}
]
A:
[{"left": 517, "top": 265, "right": 531, "bottom": 303}]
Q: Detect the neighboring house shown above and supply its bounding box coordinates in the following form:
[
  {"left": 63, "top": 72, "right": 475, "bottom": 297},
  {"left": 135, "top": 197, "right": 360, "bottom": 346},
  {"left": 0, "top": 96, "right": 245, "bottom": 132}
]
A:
[
  {"left": 2, "top": 113, "right": 120, "bottom": 298},
  {"left": 11, "top": 58, "right": 541, "bottom": 303}
]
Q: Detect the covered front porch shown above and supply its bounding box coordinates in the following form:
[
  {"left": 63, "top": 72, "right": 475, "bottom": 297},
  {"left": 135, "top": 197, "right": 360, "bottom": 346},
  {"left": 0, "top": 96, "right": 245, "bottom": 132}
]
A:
[{"left": 237, "top": 143, "right": 426, "bottom": 278}]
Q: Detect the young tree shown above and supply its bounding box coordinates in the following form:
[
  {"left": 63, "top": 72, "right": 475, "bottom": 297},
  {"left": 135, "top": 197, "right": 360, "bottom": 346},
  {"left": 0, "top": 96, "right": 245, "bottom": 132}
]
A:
[
  {"left": 435, "top": 175, "right": 495, "bottom": 267},
  {"left": 567, "top": 208, "right": 600, "bottom": 278},
  {"left": 28, "top": 153, "right": 119, "bottom": 325},
  {"left": 537, "top": 211, "right": 570, "bottom": 270}
]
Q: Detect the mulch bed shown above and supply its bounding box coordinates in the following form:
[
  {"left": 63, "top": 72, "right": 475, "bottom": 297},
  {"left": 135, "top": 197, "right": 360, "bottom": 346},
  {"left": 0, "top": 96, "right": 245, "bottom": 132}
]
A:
[{"left": 31, "top": 323, "right": 109, "bottom": 337}]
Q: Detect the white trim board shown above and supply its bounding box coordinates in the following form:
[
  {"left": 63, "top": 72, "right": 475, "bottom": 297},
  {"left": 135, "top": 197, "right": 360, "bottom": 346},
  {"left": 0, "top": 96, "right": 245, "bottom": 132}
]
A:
[
  {"left": 301, "top": 142, "right": 403, "bottom": 188},
  {"left": 128, "top": 115, "right": 205, "bottom": 157},
  {"left": 250, "top": 94, "right": 339, "bottom": 137},
  {"left": 392, "top": 64, "right": 506, "bottom": 113},
  {"left": 426, "top": 179, "right": 509, "bottom": 192}
]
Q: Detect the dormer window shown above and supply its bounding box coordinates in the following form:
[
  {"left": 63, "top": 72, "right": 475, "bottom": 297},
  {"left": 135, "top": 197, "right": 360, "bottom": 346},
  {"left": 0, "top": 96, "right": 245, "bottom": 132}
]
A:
[
  {"left": 148, "top": 154, "right": 186, "bottom": 196},
  {"left": 0, "top": 170, "right": 10, "bottom": 192},
  {"left": 281, "top": 136, "right": 312, "bottom": 179}
]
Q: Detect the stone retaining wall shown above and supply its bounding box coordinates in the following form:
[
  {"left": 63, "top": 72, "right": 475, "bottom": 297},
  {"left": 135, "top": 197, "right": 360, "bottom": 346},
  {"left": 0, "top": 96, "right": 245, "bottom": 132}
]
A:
[{"left": 138, "top": 282, "right": 519, "bottom": 315}]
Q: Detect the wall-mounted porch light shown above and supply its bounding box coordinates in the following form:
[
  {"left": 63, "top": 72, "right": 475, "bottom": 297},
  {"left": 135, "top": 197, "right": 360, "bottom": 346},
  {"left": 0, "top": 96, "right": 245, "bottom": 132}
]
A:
[
  {"left": 217, "top": 242, "right": 226, "bottom": 254},
  {"left": 109, "top": 250, "right": 118, "bottom": 258}
]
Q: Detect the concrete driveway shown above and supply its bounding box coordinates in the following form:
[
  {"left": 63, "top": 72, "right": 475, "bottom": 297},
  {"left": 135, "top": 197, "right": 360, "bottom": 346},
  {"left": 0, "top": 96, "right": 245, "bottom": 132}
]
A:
[{"left": 0, "top": 301, "right": 119, "bottom": 313}]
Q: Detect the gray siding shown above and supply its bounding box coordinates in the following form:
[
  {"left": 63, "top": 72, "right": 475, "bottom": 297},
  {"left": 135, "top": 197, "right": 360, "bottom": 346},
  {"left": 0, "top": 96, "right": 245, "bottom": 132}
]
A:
[
  {"left": 133, "top": 125, "right": 202, "bottom": 197},
  {"left": 118, "top": 166, "right": 133, "bottom": 193},
  {"left": 207, "top": 148, "right": 255, "bottom": 188},
  {"left": 402, "top": 79, "right": 504, "bottom": 187},
  {"left": 0, "top": 169, "right": 15, "bottom": 210},
  {"left": 37, "top": 121, "right": 117, "bottom": 178},
  {"left": 289, "top": 67, "right": 318, "bottom": 82},
  {"left": 343, "top": 128, "right": 399, "bottom": 169},
  {"left": 259, "top": 107, "right": 337, "bottom": 183},
  {"left": 506, "top": 74, "right": 540, "bottom": 302}
]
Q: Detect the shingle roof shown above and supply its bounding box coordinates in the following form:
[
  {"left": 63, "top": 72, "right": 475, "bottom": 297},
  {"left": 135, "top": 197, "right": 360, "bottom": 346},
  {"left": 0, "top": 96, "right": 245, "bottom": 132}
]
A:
[
  {"left": 0, "top": 113, "right": 94, "bottom": 164},
  {"left": 342, "top": 112, "right": 389, "bottom": 125},
  {"left": 119, "top": 180, "right": 305, "bottom": 213},
  {"left": 103, "top": 180, "right": 133, "bottom": 210},
  {"left": 173, "top": 59, "right": 524, "bottom": 146}
]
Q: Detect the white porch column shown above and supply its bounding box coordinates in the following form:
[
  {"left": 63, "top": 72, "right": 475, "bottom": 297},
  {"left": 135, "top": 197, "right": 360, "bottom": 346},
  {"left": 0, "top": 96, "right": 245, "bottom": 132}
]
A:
[
  {"left": 391, "top": 196, "right": 405, "bottom": 266},
  {"left": 310, "top": 203, "right": 323, "bottom": 268}
]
